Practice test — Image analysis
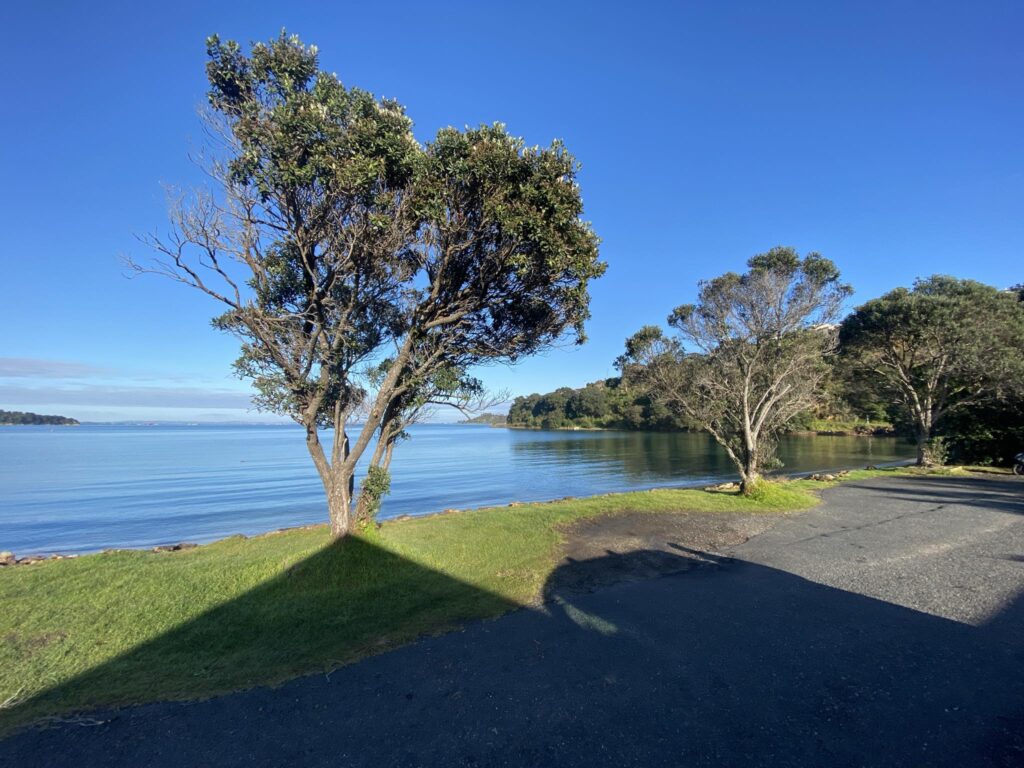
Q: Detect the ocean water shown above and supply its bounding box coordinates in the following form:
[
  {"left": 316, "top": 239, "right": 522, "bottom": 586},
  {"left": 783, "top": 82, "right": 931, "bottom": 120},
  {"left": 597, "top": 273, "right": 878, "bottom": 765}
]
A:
[{"left": 0, "top": 424, "right": 913, "bottom": 555}]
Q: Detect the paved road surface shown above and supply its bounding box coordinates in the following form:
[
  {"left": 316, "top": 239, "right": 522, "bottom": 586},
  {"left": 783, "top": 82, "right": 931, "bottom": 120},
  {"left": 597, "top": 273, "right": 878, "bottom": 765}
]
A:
[{"left": 2, "top": 474, "right": 1022, "bottom": 767}]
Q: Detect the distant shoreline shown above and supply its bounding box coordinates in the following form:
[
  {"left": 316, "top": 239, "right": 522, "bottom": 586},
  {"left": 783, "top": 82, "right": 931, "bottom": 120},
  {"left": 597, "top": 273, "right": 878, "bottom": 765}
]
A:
[
  {"left": 0, "top": 422, "right": 79, "bottom": 428},
  {"left": 499, "top": 423, "right": 896, "bottom": 438},
  {"left": 0, "top": 423, "right": 79, "bottom": 427},
  {"left": 0, "top": 409, "right": 79, "bottom": 427}
]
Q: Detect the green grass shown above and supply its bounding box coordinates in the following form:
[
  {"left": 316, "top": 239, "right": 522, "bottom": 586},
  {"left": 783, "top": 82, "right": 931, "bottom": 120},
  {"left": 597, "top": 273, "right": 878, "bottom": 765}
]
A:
[
  {"left": 0, "top": 471, "right": 923, "bottom": 733},
  {"left": 797, "top": 418, "right": 894, "bottom": 434},
  {"left": 955, "top": 464, "right": 1015, "bottom": 475}
]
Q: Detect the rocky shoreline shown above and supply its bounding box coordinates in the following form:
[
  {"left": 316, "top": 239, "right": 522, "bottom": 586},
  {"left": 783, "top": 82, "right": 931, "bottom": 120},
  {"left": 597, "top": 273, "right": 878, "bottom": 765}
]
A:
[
  {"left": 0, "top": 551, "right": 78, "bottom": 567},
  {"left": 0, "top": 542, "right": 202, "bottom": 567},
  {"left": 0, "top": 521, "right": 336, "bottom": 566}
]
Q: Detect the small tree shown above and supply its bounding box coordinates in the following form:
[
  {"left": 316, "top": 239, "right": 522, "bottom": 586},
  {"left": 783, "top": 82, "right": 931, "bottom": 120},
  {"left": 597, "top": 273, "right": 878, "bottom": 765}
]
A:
[
  {"left": 839, "top": 276, "right": 1024, "bottom": 465},
  {"left": 131, "top": 33, "right": 603, "bottom": 537},
  {"left": 619, "top": 248, "right": 851, "bottom": 492}
]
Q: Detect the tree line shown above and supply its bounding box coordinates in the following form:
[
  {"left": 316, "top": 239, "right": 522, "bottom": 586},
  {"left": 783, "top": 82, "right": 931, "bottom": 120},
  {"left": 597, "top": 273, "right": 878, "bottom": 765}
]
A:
[
  {"left": 510, "top": 273, "right": 1024, "bottom": 471},
  {"left": 611, "top": 256, "right": 1023, "bottom": 490},
  {"left": 0, "top": 410, "right": 79, "bottom": 426},
  {"left": 507, "top": 378, "right": 694, "bottom": 431}
]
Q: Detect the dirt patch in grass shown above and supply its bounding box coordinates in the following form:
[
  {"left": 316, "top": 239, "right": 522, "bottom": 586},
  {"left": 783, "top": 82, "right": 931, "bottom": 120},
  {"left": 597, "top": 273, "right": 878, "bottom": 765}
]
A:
[
  {"left": 548, "top": 510, "right": 778, "bottom": 596},
  {"left": 3, "top": 631, "right": 68, "bottom": 658}
]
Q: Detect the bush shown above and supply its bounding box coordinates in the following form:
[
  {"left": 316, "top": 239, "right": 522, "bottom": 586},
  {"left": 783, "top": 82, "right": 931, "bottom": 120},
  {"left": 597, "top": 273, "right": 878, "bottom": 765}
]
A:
[
  {"left": 359, "top": 467, "right": 392, "bottom": 522},
  {"left": 922, "top": 437, "right": 949, "bottom": 467}
]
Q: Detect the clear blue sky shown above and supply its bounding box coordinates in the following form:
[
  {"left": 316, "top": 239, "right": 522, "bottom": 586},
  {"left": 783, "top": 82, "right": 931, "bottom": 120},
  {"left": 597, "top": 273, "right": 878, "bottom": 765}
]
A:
[{"left": 1, "top": 0, "right": 1021, "bottom": 422}]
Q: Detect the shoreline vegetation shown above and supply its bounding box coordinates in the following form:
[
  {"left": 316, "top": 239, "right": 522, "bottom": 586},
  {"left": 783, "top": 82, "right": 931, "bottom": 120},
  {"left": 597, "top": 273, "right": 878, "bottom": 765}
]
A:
[
  {"left": 490, "top": 421, "right": 895, "bottom": 437},
  {"left": 0, "top": 410, "right": 78, "bottom": 427},
  {"left": 0, "top": 465, "right": 998, "bottom": 735},
  {"left": 503, "top": 378, "right": 896, "bottom": 437}
]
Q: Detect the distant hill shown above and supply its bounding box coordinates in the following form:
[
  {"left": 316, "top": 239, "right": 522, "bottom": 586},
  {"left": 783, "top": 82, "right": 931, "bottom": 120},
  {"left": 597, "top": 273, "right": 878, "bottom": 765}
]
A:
[
  {"left": 460, "top": 412, "right": 508, "bottom": 426},
  {"left": 0, "top": 409, "right": 79, "bottom": 426}
]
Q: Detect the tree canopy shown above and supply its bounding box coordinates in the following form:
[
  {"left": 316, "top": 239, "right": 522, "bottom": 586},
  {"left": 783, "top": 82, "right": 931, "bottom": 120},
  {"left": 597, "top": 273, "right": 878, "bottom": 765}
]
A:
[
  {"left": 839, "top": 276, "right": 1024, "bottom": 465},
  {"left": 619, "top": 247, "right": 851, "bottom": 491}
]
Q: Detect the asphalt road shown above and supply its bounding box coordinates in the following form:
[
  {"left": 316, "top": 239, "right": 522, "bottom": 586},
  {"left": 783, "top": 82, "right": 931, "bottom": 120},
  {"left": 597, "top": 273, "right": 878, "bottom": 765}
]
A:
[{"left": 2, "top": 473, "right": 1022, "bottom": 767}]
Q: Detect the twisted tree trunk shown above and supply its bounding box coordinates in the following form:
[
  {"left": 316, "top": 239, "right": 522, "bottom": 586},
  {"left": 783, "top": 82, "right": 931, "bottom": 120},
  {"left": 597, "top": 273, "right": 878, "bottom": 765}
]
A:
[
  {"left": 305, "top": 424, "right": 357, "bottom": 539},
  {"left": 325, "top": 480, "right": 353, "bottom": 538}
]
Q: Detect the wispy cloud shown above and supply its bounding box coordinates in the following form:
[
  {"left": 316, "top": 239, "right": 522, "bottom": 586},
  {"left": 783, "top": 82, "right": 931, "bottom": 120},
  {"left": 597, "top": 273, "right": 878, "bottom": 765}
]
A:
[
  {"left": 0, "top": 384, "right": 254, "bottom": 409},
  {"left": 0, "top": 358, "right": 111, "bottom": 379}
]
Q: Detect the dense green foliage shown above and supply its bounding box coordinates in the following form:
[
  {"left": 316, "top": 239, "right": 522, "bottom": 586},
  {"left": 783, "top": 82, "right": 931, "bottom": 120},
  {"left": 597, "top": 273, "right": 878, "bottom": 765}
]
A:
[
  {"left": 938, "top": 397, "right": 1024, "bottom": 466},
  {"left": 507, "top": 377, "right": 692, "bottom": 430},
  {"left": 929, "top": 287, "right": 1024, "bottom": 465},
  {"left": 357, "top": 466, "right": 392, "bottom": 522},
  {"left": 0, "top": 477, "right": 836, "bottom": 733},
  {"left": 0, "top": 410, "right": 78, "bottom": 426},
  {"left": 839, "top": 277, "right": 1024, "bottom": 465}
]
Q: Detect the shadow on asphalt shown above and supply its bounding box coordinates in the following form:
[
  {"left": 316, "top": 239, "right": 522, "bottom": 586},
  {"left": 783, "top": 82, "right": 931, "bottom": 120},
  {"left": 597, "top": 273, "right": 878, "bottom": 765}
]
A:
[
  {"left": 2, "top": 535, "right": 1023, "bottom": 767},
  {"left": 852, "top": 474, "right": 1024, "bottom": 515}
]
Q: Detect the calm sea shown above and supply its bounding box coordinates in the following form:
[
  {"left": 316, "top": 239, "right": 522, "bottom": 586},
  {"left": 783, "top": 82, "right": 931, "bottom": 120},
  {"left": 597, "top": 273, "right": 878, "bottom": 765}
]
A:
[{"left": 0, "top": 424, "right": 913, "bottom": 555}]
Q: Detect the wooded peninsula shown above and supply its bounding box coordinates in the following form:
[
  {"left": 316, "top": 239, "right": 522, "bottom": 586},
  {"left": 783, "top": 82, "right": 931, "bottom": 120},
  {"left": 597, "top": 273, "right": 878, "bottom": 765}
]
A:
[{"left": 0, "top": 410, "right": 78, "bottom": 426}]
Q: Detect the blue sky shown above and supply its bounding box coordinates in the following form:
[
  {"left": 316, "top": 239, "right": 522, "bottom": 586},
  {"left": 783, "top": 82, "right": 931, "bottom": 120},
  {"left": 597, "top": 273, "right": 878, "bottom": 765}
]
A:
[{"left": 1, "top": 0, "right": 1021, "bottom": 422}]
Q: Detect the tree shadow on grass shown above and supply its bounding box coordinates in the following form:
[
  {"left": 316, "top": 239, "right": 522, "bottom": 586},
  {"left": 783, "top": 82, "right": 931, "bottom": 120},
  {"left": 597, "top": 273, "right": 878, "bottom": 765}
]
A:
[
  {"left": 0, "top": 535, "right": 518, "bottom": 736},
  {"left": 2, "top": 539, "right": 1023, "bottom": 766}
]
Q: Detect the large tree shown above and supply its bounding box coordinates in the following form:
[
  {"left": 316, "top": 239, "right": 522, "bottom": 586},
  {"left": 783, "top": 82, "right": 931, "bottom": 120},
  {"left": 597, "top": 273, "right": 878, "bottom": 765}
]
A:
[
  {"left": 132, "top": 33, "right": 603, "bottom": 537},
  {"left": 839, "top": 276, "right": 1024, "bottom": 465},
  {"left": 618, "top": 248, "right": 851, "bottom": 492}
]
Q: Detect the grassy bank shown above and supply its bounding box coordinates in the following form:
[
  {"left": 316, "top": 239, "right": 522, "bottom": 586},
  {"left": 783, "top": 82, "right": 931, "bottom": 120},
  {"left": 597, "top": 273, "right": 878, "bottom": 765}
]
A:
[
  {"left": 0, "top": 471, "right": 911, "bottom": 733},
  {"left": 794, "top": 418, "right": 895, "bottom": 436}
]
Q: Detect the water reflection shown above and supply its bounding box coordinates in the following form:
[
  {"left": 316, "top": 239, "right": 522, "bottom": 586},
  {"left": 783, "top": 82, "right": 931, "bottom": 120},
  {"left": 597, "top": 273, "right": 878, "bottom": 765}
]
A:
[{"left": 509, "top": 430, "right": 911, "bottom": 484}]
